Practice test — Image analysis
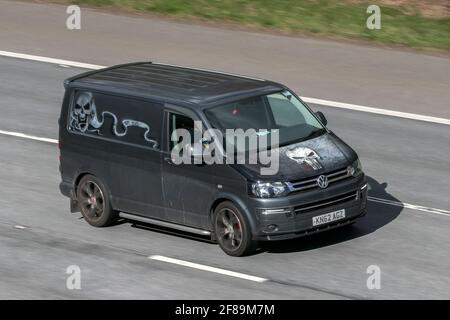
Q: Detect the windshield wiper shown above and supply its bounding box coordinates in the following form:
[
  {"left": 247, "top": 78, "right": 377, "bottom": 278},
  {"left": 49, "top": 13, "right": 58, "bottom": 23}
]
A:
[
  {"left": 278, "top": 128, "right": 326, "bottom": 148},
  {"left": 304, "top": 128, "right": 326, "bottom": 140}
]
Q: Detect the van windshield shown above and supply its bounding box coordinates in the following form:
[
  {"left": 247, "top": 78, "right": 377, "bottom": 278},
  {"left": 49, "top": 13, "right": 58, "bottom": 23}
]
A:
[{"left": 204, "top": 90, "right": 325, "bottom": 151}]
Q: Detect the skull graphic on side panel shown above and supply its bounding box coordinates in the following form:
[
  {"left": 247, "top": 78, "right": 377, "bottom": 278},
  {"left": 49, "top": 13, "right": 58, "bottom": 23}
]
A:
[{"left": 71, "top": 92, "right": 98, "bottom": 132}]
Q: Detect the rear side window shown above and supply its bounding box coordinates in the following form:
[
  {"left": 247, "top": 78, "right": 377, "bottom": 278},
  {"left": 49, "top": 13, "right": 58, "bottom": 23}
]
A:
[{"left": 68, "top": 90, "right": 161, "bottom": 149}]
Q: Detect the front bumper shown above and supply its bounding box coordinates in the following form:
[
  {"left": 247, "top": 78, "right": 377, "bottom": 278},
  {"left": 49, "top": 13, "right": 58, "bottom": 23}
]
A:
[{"left": 249, "top": 174, "right": 367, "bottom": 241}]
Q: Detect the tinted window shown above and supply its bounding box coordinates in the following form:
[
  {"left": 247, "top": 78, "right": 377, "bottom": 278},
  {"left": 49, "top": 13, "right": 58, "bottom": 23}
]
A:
[
  {"left": 205, "top": 90, "right": 324, "bottom": 149},
  {"left": 168, "top": 112, "right": 194, "bottom": 152},
  {"left": 268, "top": 94, "right": 306, "bottom": 127},
  {"left": 68, "top": 91, "right": 162, "bottom": 148}
]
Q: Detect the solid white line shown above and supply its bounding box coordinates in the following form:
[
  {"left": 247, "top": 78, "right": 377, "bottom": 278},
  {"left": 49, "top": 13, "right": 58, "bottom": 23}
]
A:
[
  {"left": 0, "top": 50, "right": 104, "bottom": 70},
  {"left": 0, "top": 130, "right": 58, "bottom": 144},
  {"left": 1, "top": 50, "right": 449, "bottom": 126},
  {"left": 149, "top": 255, "right": 268, "bottom": 283},
  {"left": 302, "top": 97, "right": 450, "bottom": 126},
  {"left": 368, "top": 196, "right": 450, "bottom": 217}
]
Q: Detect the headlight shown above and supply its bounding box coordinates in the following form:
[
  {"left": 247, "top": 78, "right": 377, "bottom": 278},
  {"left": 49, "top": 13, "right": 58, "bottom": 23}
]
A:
[
  {"left": 251, "top": 182, "right": 290, "bottom": 198},
  {"left": 348, "top": 159, "right": 363, "bottom": 177}
]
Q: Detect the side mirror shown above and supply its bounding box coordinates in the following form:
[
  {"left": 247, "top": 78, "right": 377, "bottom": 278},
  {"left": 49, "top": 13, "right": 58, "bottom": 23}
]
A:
[{"left": 315, "top": 111, "right": 327, "bottom": 126}]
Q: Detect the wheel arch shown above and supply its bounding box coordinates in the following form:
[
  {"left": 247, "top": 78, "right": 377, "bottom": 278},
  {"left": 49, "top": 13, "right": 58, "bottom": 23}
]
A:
[
  {"left": 208, "top": 193, "right": 257, "bottom": 235},
  {"left": 73, "top": 171, "right": 90, "bottom": 193},
  {"left": 72, "top": 170, "right": 113, "bottom": 201}
]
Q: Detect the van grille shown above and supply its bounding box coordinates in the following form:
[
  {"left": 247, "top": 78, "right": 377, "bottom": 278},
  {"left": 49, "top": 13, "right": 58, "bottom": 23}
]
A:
[
  {"left": 294, "top": 190, "right": 358, "bottom": 214},
  {"left": 287, "top": 167, "right": 351, "bottom": 193}
]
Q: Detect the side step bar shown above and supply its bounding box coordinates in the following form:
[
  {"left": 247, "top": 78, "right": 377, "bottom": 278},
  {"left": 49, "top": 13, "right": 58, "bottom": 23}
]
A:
[{"left": 119, "top": 212, "right": 211, "bottom": 236}]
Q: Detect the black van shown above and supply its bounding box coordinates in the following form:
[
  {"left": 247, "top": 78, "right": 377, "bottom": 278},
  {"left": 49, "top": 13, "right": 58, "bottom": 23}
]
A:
[{"left": 59, "top": 62, "right": 367, "bottom": 256}]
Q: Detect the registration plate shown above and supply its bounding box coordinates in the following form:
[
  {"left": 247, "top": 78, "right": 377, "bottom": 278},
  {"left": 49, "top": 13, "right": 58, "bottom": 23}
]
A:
[{"left": 312, "top": 209, "right": 346, "bottom": 226}]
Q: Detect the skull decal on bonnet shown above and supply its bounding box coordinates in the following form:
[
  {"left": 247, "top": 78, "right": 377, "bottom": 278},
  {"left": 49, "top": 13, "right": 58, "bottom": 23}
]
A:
[{"left": 286, "top": 147, "right": 323, "bottom": 170}]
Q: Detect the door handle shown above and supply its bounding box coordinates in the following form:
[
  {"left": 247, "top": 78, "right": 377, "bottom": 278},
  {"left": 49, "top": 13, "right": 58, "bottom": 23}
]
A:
[{"left": 164, "top": 157, "right": 175, "bottom": 165}]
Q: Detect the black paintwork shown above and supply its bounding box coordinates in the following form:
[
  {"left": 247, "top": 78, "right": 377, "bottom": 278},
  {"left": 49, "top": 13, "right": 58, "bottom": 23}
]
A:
[
  {"left": 235, "top": 132, "right": 357, "bottom": 182},
  {"left": 59, "top": 63, "right": 367, "bottom": 240}
]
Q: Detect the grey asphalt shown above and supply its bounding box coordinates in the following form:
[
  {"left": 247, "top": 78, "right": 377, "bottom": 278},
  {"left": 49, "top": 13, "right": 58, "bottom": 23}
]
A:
[
  {"left": 1, "top": 0, "right": 450, "bottom": 118},
  {"left": 0, "top": 56, "right": 449, "bottom": 299}
]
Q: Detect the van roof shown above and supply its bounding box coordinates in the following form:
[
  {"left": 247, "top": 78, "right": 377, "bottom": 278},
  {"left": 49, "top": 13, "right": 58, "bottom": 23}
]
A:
[{"left": 65, "top": 62, "right": 285, "bottom": 108}]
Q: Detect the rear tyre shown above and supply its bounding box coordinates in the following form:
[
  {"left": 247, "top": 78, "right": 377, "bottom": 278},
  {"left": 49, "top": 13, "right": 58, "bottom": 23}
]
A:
[
  {"left": 76, "top": 175, "right": 117, "bottom": 227},
  {"left": 213, "top": 201, "right": 256, "bottom": 257}
]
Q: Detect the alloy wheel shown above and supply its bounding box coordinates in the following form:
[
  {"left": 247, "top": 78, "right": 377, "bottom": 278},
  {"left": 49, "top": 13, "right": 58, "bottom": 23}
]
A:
[
  {"left": 216, "top": 208, "right": 243, "bottom": 252},
  {"left": 78, "top": 180, "right": 105, "bottom": 221}
]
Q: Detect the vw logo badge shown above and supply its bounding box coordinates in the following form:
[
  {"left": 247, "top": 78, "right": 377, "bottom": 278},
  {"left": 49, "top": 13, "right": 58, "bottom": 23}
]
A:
[{"left": 317, "top": 175, "right": 329, "bottom": 189}]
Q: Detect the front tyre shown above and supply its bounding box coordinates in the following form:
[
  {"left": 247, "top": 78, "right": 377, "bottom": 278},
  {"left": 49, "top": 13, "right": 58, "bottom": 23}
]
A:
[
  {"left": 214, "top": 201, "right": 256, "bottom": 257},
  {"left": 76, "top": 175, "right": 117, "bottom": 227}
]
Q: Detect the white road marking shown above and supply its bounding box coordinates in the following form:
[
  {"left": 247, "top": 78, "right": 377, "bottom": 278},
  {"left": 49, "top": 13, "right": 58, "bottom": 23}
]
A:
[
  {"left": 302, "top": 97, "right": 450, "bottom": 126},
  {"left": 0, "top": 50, "right": 104, "bottom": 70},
  {"left": 0, "top": 130, "right": 58, "bottom": 144},
  {"left": 368, "top": 197, "right": 450, "bottom": 217},
  {"left": 1, "top": 50, "right": 449, "bottom": 126},
  {"left": 149, "top": 255, "right": 268, "bottom": 283},
  {"left": 14, "top": 225, "right": 28, "bottom": 229}
]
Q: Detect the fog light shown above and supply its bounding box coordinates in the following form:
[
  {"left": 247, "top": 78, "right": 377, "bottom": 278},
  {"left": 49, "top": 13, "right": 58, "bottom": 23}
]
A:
[{"left": 265, "top": 224, "right": 279, "bottom": 233}]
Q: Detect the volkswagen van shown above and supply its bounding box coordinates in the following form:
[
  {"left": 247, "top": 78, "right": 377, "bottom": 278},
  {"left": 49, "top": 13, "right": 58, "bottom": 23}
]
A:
[{"left": 59, "top": 62, "right": 367, "bottom": 256}]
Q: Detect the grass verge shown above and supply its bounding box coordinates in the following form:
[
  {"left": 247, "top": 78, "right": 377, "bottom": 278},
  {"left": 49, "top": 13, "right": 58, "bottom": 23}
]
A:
[{"left": 45, "top": 0, "right": 450, "bottom": 50}]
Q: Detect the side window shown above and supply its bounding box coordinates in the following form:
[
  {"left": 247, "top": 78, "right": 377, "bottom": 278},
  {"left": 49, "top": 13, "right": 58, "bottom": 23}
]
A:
[
  {"left": 168, "top": 112, "right": 195, "bottom": 152},
  {"left": 68, "top": 90, "right": 162, "bottom": 148}
]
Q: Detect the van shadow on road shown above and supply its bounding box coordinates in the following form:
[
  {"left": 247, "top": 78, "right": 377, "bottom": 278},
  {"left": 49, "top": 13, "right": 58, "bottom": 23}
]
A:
[{"left": 261, "top": 175, "right": 403, "bottom": 254}]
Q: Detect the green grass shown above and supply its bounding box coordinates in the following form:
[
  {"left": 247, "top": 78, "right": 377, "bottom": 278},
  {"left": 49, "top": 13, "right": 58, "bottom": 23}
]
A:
[{"left": 65, "top": 0, "right": 450, "bottom": 50}]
